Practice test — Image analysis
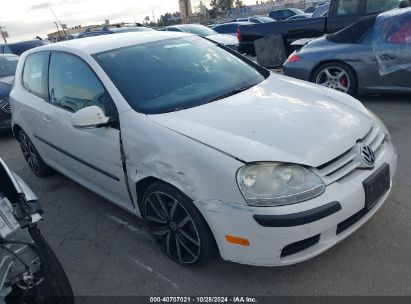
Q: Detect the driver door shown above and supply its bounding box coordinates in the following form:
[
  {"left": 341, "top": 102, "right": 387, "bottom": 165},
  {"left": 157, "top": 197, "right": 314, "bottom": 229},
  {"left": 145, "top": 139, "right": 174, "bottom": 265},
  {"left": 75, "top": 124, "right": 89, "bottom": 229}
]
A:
[{"left": 43, "top": 52, "right": 133, "bottom": 210}]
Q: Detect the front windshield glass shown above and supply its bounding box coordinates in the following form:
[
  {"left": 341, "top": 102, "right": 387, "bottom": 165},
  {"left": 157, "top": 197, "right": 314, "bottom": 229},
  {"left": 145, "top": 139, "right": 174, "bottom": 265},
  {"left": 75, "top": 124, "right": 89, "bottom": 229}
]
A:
[
  {"left": 181, "top": 25, "right": 218, "bottom": 37},
  {"left": 0, "top": 56, "right": 18, "bottom": 78},
  {"left": 95, "top": 36, "right": 266, "bottom": 114}
]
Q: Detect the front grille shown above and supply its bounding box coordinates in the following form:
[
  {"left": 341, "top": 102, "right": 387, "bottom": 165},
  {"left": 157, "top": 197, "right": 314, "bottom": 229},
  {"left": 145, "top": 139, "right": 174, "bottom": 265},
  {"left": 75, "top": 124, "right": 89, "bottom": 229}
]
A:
[
  {"left": 0, "top": 98, "right": 11, "bottom": 114},
  {"left": 314, "top": 126, "right": 386, "bottom": 185},
  {"left": 281, "top": 234, "right": 320, "bottom": 258}
]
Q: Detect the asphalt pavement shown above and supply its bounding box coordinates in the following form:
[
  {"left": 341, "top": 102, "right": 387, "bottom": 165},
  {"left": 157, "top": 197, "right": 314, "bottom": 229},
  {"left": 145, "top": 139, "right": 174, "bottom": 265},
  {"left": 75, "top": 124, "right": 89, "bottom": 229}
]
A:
[{"left": 0, "top": 95, "right": 410, "bottom": 296}]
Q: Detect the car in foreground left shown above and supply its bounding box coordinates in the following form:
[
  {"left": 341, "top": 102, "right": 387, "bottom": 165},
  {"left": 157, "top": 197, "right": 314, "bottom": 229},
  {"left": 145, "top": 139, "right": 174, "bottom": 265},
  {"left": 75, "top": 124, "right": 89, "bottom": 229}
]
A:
[
  {"left": 0, "top": 159, "right": 74, "bottom": 303},
  {"left": 0, "top": 54, "right": 18, "bottom": 131},
  {"left": 11, "top": 32, "right": 397, "bottom": 266}
]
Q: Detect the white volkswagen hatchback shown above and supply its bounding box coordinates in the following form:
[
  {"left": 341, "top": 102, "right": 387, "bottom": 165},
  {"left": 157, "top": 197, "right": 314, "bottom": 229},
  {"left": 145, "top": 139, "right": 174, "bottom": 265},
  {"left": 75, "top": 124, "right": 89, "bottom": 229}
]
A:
[{"left": 11, "top": 32, "right": 397, "bottom": 266}]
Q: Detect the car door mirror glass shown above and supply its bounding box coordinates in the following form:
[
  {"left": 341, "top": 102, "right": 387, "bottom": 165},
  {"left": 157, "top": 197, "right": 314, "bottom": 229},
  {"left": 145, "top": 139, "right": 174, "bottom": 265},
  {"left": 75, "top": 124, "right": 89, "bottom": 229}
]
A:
[{"left": 71, "top": 106, "right": 109, "bottom": 129}]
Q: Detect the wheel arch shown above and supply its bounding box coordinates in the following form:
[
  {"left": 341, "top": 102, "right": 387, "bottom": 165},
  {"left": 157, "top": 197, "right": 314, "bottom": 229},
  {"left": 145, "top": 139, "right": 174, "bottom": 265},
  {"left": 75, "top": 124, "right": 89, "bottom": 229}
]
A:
[
  {"left": 135, "top": 176, "right": 219, "bottom": 256},
  {"left": 12, "top": 123, "right": 23, "bottom": 138}
]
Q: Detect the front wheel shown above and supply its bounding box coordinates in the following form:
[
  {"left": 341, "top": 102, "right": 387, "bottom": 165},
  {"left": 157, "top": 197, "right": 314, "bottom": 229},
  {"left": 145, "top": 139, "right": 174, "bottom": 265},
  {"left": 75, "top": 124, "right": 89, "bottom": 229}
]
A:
[
  {"left": 312, "top": 62, "right": 358, "bottom": 96},
  {"left": 142, "top": 182, "right": 216, "bottom": 266},
  {"left": 17, "top": 130, "right": 52, "bottom": 177}
]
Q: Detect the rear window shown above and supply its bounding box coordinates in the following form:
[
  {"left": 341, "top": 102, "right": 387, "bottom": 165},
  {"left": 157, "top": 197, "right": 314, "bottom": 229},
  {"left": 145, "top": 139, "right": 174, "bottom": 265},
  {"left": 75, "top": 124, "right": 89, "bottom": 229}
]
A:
[
  {"left": 366, "top": 0, "right": 402, "bottom": 13},
  {"left": 0, "top": 56, "right": 18, "bottom": 78},
  {"left": 214, "top": 24, "right": 236, "bottom": 34},
  {"left": 336, "top": 0, "right": 362, "bottom": 15}
]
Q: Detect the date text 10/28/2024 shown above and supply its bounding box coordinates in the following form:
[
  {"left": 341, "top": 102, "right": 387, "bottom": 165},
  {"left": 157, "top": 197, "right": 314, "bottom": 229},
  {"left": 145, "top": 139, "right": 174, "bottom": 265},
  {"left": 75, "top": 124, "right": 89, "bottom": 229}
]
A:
[{"left": 150, "top": 297, "right": 258, "bottom": 303}]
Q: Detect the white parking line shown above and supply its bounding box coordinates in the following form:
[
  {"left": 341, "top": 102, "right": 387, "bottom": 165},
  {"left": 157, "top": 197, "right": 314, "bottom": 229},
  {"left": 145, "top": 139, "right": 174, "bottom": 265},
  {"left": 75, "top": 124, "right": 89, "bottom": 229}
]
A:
[
  {"left": 104, "top": 213, "right": 146, "bottom": 235},
  {"left": 127, "top": 255, "right": 181, "bottom": 292}
]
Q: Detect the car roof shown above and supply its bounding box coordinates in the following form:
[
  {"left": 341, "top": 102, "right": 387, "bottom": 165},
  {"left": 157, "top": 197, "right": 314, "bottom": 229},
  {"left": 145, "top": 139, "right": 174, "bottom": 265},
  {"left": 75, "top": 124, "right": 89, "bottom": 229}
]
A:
[
  {"left": 24, "top": 31, "right": 192, "bottom": 56},
  {"left": 214, "top": 21, "right": 253, "bottom": 26},
  {"left": 0, "top": 54, "right": 19, "bottom": 58},
  {"left": 272, "top": 8, "right": 301, "bottom": 12},
  {"left": 167, "top": 24, "right": 204, "bottom": 28}
]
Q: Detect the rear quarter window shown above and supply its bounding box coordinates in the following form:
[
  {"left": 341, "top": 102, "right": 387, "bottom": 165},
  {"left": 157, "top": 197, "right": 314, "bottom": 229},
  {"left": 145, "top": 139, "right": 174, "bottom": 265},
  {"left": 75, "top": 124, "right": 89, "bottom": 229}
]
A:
[{"left": 22, "top": 52, "right": 48, "bottom": 99}]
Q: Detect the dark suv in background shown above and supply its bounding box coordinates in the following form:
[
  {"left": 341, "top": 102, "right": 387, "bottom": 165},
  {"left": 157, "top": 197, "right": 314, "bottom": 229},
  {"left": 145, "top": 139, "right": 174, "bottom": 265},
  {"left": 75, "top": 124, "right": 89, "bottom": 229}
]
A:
[
  {"left": 0, "top": 54, "right": 18, "bottom": 131},
  {"left": 0, "top": 39, "right": 48, "bottom": 55}
]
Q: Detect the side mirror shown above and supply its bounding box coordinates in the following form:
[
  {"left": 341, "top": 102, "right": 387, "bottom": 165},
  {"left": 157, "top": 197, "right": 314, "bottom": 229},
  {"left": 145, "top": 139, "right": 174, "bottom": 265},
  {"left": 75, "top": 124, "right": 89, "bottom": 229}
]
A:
[{"left": 71, "top": 106, "right": 109, "bottom": 129}]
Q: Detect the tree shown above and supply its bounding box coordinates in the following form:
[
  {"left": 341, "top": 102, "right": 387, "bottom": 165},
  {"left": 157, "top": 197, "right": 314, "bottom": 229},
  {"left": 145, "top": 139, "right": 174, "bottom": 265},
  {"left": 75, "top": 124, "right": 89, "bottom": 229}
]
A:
[
  {"left": 219, "top": 0, "right": 234, "bottom": 10},
  {"left": 235, "top": 0, "right": 245, "bottom": 8},
  {"left": 210, "top": 0, "right": 219, "bottom": 9}
]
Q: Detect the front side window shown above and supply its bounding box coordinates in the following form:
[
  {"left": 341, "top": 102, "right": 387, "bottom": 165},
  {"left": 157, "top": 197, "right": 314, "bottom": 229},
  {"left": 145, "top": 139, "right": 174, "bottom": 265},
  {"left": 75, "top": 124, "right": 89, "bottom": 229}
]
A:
[
  {"left": 96, "top": 36, "right": 266, "bottom": 114},
  {"left": 48, "top": 53, "right": 106, "bottom": 113},
  {"left": 22, "top": 52, "right": 48, "bottom": 99},
  {"left": 336, "top": 0, "right": 361, "bottom": 15}
]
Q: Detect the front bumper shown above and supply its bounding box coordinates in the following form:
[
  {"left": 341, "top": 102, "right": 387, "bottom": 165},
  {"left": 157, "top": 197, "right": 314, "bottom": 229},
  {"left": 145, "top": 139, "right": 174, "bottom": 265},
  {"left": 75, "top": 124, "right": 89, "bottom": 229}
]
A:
[{"left": 195, "top": 141, "right": 397, "bottom": 266}]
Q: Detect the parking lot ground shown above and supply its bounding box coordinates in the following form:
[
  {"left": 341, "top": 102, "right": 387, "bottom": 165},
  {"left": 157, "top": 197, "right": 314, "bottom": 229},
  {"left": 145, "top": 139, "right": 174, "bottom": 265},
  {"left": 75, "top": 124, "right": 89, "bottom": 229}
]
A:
[{"left": 0, "top": 95, "right": 410, "bottom": 296}]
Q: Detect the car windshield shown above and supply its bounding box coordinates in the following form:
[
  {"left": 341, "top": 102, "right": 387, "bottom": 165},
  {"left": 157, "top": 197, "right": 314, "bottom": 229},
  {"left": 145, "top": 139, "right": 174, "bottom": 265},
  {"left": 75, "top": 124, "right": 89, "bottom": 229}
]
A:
[
  {"left": 179, "top": 25, "right": 218, "bottom": 37},
  {"left": 0, "top": 56, "right": 18, "bottom": 78},
  {"left": 95, "top": 36, "right": 266, "bottom": 114}
]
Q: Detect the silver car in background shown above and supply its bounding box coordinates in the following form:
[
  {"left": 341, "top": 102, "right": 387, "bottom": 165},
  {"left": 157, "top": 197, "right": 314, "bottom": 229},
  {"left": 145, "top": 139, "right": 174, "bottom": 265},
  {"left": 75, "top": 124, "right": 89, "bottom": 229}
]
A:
[
  {"left": 159, "top": 24, "right": 239, "bottom": 50},
  {"left": 283, "top": 14, "right": 411, "bottom": 96}
]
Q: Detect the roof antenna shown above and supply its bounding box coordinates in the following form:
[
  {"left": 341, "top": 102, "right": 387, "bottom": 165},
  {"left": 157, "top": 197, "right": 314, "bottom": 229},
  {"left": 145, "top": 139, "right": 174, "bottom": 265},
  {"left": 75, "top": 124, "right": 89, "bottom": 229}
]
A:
[{"left": 50, "top": 7, "right": 68, "bottom": 38}]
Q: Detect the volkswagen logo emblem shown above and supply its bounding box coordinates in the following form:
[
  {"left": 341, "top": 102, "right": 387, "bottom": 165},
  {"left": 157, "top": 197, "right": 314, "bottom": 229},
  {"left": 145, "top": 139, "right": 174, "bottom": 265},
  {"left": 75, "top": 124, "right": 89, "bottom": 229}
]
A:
[{"left": 359, "top": 145, "right": 376, "bottom": 167}]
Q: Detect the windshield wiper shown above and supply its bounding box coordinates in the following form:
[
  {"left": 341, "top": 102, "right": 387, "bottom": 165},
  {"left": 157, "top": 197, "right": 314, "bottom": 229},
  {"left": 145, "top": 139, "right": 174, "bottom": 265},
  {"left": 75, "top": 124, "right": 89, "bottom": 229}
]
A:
[{"left": 210, "top": 83, "right": 258, "bottom": 102}]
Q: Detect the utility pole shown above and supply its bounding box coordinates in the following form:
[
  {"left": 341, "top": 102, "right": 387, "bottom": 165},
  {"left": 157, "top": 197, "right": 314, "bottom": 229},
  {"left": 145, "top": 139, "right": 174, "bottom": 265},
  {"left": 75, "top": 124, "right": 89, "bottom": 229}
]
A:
[{"left": 0, "top": 25, "right": 8, "bottom": 44}]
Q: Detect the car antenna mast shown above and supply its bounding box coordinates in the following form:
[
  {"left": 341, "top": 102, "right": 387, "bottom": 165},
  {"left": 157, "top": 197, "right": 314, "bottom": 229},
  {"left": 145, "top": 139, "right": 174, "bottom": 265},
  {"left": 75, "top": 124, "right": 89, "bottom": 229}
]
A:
[{"left": 50, "top": 8, "right": 68, "bottom": 38}]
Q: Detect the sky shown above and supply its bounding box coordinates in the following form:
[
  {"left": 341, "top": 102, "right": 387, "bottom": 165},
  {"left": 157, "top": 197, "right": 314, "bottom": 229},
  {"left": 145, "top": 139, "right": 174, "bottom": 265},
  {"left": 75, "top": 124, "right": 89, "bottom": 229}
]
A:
[{"left": 1, "top": 0, "right": 256, "bottom": 42}]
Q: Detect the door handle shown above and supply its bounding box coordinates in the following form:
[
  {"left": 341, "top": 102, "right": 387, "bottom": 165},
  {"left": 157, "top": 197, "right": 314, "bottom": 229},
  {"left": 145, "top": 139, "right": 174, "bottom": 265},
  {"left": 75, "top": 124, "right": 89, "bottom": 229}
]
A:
[{"left": 42, "top": 116, "right": 52, "bottom": 124}]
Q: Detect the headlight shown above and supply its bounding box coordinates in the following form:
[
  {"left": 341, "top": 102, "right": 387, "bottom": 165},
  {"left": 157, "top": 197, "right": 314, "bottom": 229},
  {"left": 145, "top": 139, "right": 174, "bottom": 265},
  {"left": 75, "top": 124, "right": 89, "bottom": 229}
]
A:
[
  {"left": 236, "top": 162, "right": 325, "bottom": 207},
  {"left": 367, "top": 110, "right": 392, "bottom": 142}
]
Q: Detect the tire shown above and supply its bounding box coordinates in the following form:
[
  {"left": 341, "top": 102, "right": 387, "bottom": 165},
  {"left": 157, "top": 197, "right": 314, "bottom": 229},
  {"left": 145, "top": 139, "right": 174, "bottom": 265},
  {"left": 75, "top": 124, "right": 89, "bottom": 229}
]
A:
[
  {"left": 142, "top": 181, "right": 216, "bottom": 266},
  {"left": 312, "top": 62, "right": 358, "bottom": 96},
  {"left": 7, "top": 228, "right": 74, "bottom": 304},
  {"left": 17, "top": 130, "right": 53, "bottom": 177}
]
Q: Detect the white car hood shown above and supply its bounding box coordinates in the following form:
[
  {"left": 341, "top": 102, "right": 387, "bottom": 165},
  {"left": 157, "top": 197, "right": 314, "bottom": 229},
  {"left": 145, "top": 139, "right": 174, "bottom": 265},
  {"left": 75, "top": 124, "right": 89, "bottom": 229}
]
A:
[
  {"left": 149, "top": 74, "right": 374, "bottom": 167},
  {"left": 206, "top": 34, "right": 238, "bottom": 46}
]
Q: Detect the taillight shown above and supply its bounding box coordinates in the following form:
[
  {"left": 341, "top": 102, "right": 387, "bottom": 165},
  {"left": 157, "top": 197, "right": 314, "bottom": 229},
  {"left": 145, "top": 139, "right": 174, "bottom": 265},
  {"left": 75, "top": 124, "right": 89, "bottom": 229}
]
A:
[
  {"left": 286, "top": 53, "right": 302, "bottom": 63},
  {"left": 237, "top": 27, "right": 241, "bottom": 42},
  {"left": 388, "top": 21, "right": 411, "bottom": 44}
]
